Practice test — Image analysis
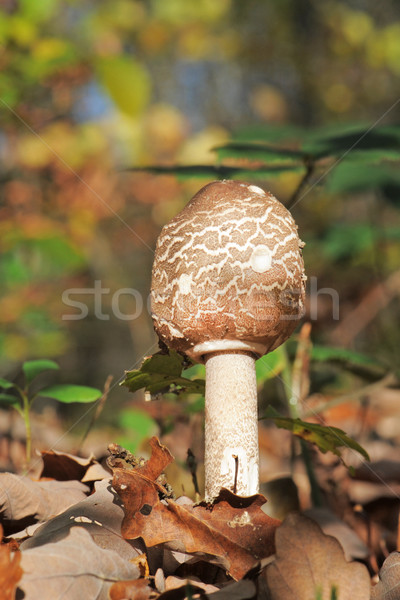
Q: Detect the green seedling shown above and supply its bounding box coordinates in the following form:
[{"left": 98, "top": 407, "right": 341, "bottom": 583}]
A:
[{"left": 0, "top": 359, "right": 102, "bottom": 464}]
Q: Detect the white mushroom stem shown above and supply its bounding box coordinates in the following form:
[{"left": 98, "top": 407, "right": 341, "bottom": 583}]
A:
[{"left": 204, "top": 350, "right": 259, "bottom": 500}]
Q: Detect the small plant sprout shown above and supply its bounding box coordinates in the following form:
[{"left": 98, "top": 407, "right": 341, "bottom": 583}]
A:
[
  {"left": 151, "top": 180, "right": 306, "bottom": 500},
  {"left": 0, "top": 359, "right": 102, "bottom": 465}
]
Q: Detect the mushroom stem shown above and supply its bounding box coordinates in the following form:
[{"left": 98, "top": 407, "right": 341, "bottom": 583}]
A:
[{"left": 204, "top": 351, "right": 259, "bottom": 500}]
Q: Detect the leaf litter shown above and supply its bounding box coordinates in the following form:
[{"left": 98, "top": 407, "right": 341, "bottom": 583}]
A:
[{"left": 0, "top": 437, "right": 396, "bottom": 599}]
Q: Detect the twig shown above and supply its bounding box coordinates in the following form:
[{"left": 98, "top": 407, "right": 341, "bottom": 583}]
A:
[
  {"left": 78, "top": 375, "right": 113, "bottom": 454},
  {"left": 281, "top": 332, "right": 323, "bottom": 507},
  {"left": 186, "top": 448, "right": 200, "bottom": 495},
  {"left": 303, "top": 372, "right": 398, "bottom": 418},
  {"left": 330, "top": 269, "right": 400, "bottom": 348},
  {"left": 286, "top": 156, "right": 315, "bottom": 209}
]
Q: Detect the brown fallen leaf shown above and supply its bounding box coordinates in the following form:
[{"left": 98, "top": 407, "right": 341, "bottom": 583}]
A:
[
  {"left": 0, "top": 524, "right": 22, "bottom": 600},
  {"left": 157, "top": 582, "right": 218, "bottom": 600},
  {"left": 156, "top": 579, "right": 257, "bottom": 600},
  {"left": 109, "top": 578, "right": 155, "bottom": 600},
  {"left": 265, "top": 513, "right": 371, "bottom": 600},
  {"left": 119, "top": 436, "right": 174, "bottom": 481},
  {"left": 18, "top": 526, "right": 140, "bottom": 600},
  {"left": 205, "top": 579, "right": 257, "bottom": 599},
  {"left": 371, "top": 551, "right": 400, "bottom": 600},
  {"left": 354, "top": 460, "right": 400, "bottom": 484},
  {"left": 164, "top": 575, "right": 219, "bottom": 594},
  {"left": 21, "top": 479, "right": 143, "bottom": 560},
  {"left": 82, "top": 461, "right": 111, "bottom": 482},
  {"left": 112, "top": 437, "right": 279, "bottom": 580},
  {"left": 179, "top": 488, "right": 279, "bottom": 565},
  {"left": 40, "top": 450, "right": 96, "bottom": 481},
  {"left": 0, "top": 474, "right": 89, "bottom": 534},
  {"left": 305, "top": 507, "right": 369, "bottom": 561}
]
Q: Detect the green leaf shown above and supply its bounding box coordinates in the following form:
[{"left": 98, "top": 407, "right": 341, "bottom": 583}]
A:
[
  {"left": 0, "top": 378, "right": 17, "bottom": 390},
  {"left": 0, "top": 236, "right": 85, "bottom": 286},
  {"left": 214, "top": 142, "right": 304, "bottom": 164},
  {"left": 303, "top": 124, "right": 400, "bottom": 161},
  {"left": 311, "top": 345, "right": 381, "bottom": 367},
  {"left": 125, "top": 164, "right": 237, "bottom": 180},
  {"left": 0, "top": 393, "right": 20, "bottom": 406},
  {"left": 255, "top": 347, "right": 286, "bottom": 386},
  {"left": 117, "top": 409, "right": 158, "bottom": 454},
  {"left": 96, "top": 55, "right": 151, "bottom": 117},
  {"left": 22, "top": 359, "right": 60, "bottom": 385},
  {"left": 232, "top": 123, "right": 306, "bottom": 144},
  {"left": 185, "top": 395, "right": 205, "bottom": 414},
  {"left": 121, "top": 350, "right": 205, "bottom": 396},
  {"left": 263, "top": 406, "right": 370, "bottom": 463},
  {"left": 181, "top": 363, "right": 205, "bottom": 380},
  {"left": 38, "top": 384, "right": 102, "bottom": 404},
  {"left": 127, "top": 163, "right": 305, "bottom": 181},
  {"left": 326, "top": 162, "right": 400, "bottom": 195},
  {"left": 20, "top": 0, "right": 59, "bottom": 23},
  {"left": 321, "top": 224, "right": 375, "bottom": 260},
  {"left": 311, "top": 345, "right": 387, "bottom": 380}
]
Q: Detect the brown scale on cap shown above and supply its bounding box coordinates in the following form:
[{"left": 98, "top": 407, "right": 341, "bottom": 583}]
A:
[{"left": 151, "top": 180, "right": 306, "bottom": 361}]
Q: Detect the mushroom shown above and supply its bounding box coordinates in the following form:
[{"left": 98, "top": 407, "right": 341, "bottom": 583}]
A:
[{"left": 151, "top": 180, "right": 306, "bottom": 500}]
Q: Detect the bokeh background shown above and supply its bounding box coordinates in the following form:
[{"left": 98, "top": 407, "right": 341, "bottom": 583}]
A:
[{"left": 1, "top": 0, "right": 399, "bottom": 476}]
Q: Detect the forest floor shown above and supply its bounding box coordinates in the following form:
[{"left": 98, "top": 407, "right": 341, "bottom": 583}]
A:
[{"left": 1, "top": 382, "right": 400, "bottom": 600}]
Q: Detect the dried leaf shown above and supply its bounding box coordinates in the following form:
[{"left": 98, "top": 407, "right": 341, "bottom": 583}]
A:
[
  {"left": 157, "top": 581, "right": 217, "bottom": 600},
  {"left": 18, "top": 527, "right": 140, "bottom": 600},
  {"left": 0, "top": 525, "right": 23, "bottom": 600},
  {"left": 354, "top": 460, "right": 400, "bottom": 484},
  {"left": 37, "top": 444, "right": 109, "bottom": 483},
  {"left": 185, "top": 490, "right": 279, "bottom": 561},
  {"left": 21, "top": 479, "right": 143, "bottom": 560},
  {"left": 304, "top": 508, "right": 369, "bottom": 561},
  {"left": 209, "top": 580, "right": 257, "bottom": 599},
  {"left": 265, "top": 513, "right": 371, "bottom": 600},
  {"left": 109, "top": 578, "right": 155, "bottom": 600},
  {"left": 371, "top": 552, "right": 400, "bottom": 600},
  {"left": 165, "top": 575, "right": 219, "bottom": 594},
  {"left": 134, "top": 437, "right": 175, "bottom": 481},
  {"left": 40, "top": 449, "right": 96, "bottom": 481},
  {"left": 112, "top": 438, "right": 279, "bottom": 580},
  {"left": 82, "top": 461, "right": 111, "bottom": 482},
  {"left": 0, "top": 474, "right": 89, "bottom": 533}
]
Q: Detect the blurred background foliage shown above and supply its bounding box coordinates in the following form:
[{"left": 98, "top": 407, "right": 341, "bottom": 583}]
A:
[{"left": 0, "top": 0, "right": 400, "bottom": 464}]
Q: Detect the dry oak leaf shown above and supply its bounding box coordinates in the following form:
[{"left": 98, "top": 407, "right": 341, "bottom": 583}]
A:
[
  {"left": 304, "top": 507, "right": 369, "bottom": 561},
  {"left": 18, "top": 526, "right": 140, "bottom": 600},
  {"left": 0, "top": 524, "right": 22, "bottom": 600},
  {"left": 203, "top": 579, "right": 257, "bottom": 599},
  {"left": 40, "top": 449, "right": 96, "bottom": 481},
  {"left": 38, "top": 449, "right": 110, "bottom": 483},
  {"left": 155, "top": 579, "right": 257, "bottom": 600},
  {"left": 0, "top": 473, "right": 89, "bottom": 533},
  {"left": 109, "top": 578, "right": 155, "bottom": 600},
  {"left": 112, "top": 437, "right": 279, "bottom": 580},
  {"left": 164, "top": 575, "right": 219, "bottom": 595},
  {"left": 371, "top": 551, "right": 400, "bottom": 600},
  {"left": 265, "top": 513, "right": 371, "bottom": 600},
  {"left": 21, "top": 479, "right": 144, "bottom": 561}
]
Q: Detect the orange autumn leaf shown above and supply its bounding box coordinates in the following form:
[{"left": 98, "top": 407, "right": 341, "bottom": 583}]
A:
[
  {"left": 112, "top": 437, "right": 280, "bottom": 580},
  {"left": 0, "top": 525, "right": 23, "bottom": 600}
]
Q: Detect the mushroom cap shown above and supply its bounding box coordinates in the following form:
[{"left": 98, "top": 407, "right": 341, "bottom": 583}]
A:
[{"left": 151, "top": 180, "right": 306, "bottom": 361}]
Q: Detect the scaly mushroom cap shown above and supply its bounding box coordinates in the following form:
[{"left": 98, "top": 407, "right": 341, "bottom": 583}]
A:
[{"left": 151, "top": 180, "right": 306, "bottom": 360}]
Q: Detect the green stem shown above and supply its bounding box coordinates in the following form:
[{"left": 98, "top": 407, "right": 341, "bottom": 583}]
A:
[
  {"left": 281, "top": 346, "right": 323, "bottom": 507},
  {"left": 287, "top": 155, "right": 315, "bottom": 209},
  {"left": 20, "top": 389, "right": 32, "bottom": 465},
  {"left": 299, "top": 439, "right": 323, "bottom": 507}
]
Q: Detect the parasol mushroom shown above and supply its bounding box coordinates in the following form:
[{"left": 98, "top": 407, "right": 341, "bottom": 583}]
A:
[{"left": 151, "top": 180, "right": 306, "bottom": 500}]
